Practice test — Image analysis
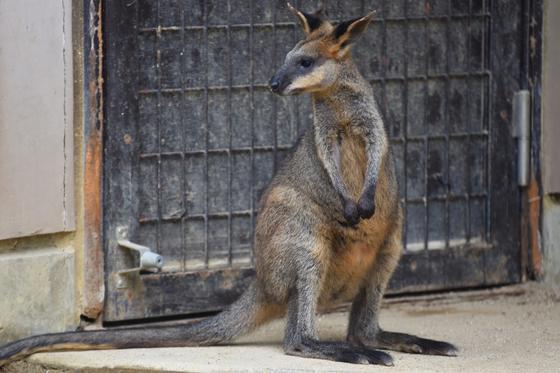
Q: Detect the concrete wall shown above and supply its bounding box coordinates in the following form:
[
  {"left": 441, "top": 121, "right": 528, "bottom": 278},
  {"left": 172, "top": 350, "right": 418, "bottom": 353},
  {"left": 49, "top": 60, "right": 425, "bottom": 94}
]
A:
[
  {"left": 542, "top": 0, "right": 560, "bottom": 287},
  {"left": 0, "top": 247, "right": 75, "bottom": 343},
  {"left": 0, "top": 0, "right": 82, "bottom": 344},
  {"left": 543, "top": 196, "right": 560, "bottom": 286}
]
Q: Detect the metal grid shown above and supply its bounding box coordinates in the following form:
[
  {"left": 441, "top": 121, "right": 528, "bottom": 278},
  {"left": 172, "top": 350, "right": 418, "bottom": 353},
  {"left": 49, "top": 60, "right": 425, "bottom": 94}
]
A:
[{"left": 133, "top": 0, "right": 491, "bottom": 272}]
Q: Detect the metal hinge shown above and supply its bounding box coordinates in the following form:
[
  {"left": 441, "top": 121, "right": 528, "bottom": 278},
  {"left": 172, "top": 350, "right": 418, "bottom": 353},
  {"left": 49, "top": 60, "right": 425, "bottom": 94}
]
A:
[{"left": 512, "top": 90, "right": 531, "bottom": 187}]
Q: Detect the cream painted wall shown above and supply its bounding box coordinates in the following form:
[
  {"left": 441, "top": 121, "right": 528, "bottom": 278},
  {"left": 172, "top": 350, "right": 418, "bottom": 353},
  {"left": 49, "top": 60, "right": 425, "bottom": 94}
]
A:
[
  {"left": 543, "top": 0, "right": 560, "bottom": 286},
  {"left": 0, "top": 0, "right": 74, "bottom": 239}
]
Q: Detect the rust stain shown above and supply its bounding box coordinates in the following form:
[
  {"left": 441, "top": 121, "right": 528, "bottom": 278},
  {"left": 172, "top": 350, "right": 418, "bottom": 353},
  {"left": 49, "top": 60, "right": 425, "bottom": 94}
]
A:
[
  {"left": 499, "top": 110, "right": 508, "bottom": 121},
  {"left": 198, "top": 270, "right": 211, "bottom": 281},
  {"left": 527, "top": 175, "right": 542, "bottom": 278},
  {"left": 82, "top": 0, "right": 105, "bottom": 319},
  {"left": 521, "top": 193, "right": 529, "bottom": 282},
  {"left": 424, "top": 1, "right": 432, "bottom": 15}
]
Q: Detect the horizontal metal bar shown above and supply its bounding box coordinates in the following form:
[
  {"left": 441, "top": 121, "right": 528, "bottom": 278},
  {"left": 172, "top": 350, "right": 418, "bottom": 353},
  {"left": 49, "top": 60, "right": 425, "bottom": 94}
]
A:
[
  {"left": 138, "top": 132, "right": 489, "bottom": 160},
  {"left": 138, "top": 13, "right": 492, "bottom": 33},
  {"left": 139, "top": 210, "right": 254, "bottom": 224},
  {"left": 138, "top": 192, "right": 487, "bottom": 225},
  {"left": 139, "top": 145, "right": 293, "bottom": 159},
  {"left": 137, "top": 71, "right": 491, "bottom": 95},
  {"left": 391, "top": 131, "right": 489, "bottom": 143},
  {"left": 405, "top": 240, "right": 494, "bottom": 253},
  {"left": 403, "top": 193, "right": 487, "bottom": 204}
]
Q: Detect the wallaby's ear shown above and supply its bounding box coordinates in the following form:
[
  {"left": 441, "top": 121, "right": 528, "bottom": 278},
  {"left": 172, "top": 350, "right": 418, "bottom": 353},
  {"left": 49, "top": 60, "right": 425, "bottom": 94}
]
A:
[
  {"left": 287, "top": 2, "right": 325, "bottom": 35},
  {"left": 329, "top": 11, "right": 376, "bottom": 57}
]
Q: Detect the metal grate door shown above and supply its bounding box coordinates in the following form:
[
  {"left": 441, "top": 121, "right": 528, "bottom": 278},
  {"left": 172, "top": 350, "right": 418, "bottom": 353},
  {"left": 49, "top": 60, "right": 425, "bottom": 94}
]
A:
[{"left": 103, "top": 0, "right": 522, "bottom": 321}]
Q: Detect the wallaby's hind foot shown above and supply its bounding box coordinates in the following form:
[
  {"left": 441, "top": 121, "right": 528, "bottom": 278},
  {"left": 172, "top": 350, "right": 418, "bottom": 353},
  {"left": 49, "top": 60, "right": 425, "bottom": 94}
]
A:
[
  {"left": 285, "top": 338, "right": 393, "bottom": 366},
  {"left": 356, "top": 331, "right": 458, "bottom": 357}
]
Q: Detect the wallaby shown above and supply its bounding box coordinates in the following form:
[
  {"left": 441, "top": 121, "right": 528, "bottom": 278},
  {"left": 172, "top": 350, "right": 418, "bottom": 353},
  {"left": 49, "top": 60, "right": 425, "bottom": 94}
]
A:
[{"left": 0, "top": 4, "right": 458, "bottom": 367}]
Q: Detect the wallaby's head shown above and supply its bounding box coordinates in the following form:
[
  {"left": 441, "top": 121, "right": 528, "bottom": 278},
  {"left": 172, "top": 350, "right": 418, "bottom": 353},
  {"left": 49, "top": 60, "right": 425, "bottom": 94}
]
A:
[{"left": 269, "top": 3, "right": 375, "bottom": 96}]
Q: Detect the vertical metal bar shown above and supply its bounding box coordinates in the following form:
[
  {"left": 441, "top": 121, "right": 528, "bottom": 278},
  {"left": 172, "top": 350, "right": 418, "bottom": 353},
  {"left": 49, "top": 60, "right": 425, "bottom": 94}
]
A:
[
  {"left": 423, "top": 8, "right": 430, "bottom": 251},
  {"left": 180, "top": 5, "right": 187, "bottom": 271},
  {"left": 484, "top": 0, "right": 492, "bottom": 283},
  {"left": 134, "top": 0, "right": 140, "bottom": 239},
  {"left": 465, "top": 0, "right": 473, "bottom": 244},
  {"left": 156, "top": 0, "right": 162, "bottom": 253},
  {"left": 293, "top": 1, "right": 300, "bottom": 137},
  {"left": 378, "top": 0, "right": 386, "bottom": 120},
  {"left": 484, "top": 0, "right": 492, "bottom": 243},
  {"left": 227, "top": 0, "right": 233, "bottom": 266},
  {"left": 249, "top": 0, "right": 255, "bottom": 265},
  {"left": 444, "top": 0, "right": 451, "bottom": 249},
  {"left": 380, "top": 0, "right": 398, "bottom": 249},
  {"left": 520, "top": 0, "right": 530, "bottom": 90},
  {"left": 272, "top": 2, "right": 278, "bottom": 172},
  {"left": 203, "top": 0, "right": 210, "bottom": 268},
  {"left": 403, "top": 0, "right": 409, "bottom": 251}
]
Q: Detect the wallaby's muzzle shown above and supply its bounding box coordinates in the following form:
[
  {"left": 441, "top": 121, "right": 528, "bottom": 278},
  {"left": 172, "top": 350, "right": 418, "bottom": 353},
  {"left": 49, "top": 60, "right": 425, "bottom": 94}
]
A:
[
  {"left": 269, "top": 76, "right": 281, "bottom": 94},
  {"left": 269, "top": 71, "right": 290, "bottom": 95}
]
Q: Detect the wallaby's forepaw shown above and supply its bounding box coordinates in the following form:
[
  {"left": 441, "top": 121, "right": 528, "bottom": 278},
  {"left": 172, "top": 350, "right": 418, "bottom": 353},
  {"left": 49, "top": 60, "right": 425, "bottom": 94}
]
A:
[
  {"left": 357, "top": 194, "right": 375, "bottom": 219},
  {"left": 343, "top": 200, "right": 361, "bottom": 226}
]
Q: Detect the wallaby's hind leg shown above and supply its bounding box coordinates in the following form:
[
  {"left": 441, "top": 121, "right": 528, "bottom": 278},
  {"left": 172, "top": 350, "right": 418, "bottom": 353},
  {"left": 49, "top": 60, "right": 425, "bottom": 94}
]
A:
[
  {"left": 282, "top": 239, "right": 393, "bottom": 366},
  {"left": 347, "top": 225, "right": 458, "bottom": 356},
  {"left": 374, "top": 330, "right": 458, "bottom": 356}
]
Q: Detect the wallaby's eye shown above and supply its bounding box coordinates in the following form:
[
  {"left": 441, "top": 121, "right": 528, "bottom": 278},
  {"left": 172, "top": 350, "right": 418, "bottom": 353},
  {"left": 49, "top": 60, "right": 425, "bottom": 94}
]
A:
[{"left": 299, "top": 58, "right": 314, "bottom": 68}]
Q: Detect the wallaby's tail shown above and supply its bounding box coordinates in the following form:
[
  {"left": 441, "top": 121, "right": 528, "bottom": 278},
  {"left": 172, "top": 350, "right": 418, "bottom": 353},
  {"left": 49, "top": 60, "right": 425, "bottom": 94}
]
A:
[{"left": 0, "top": 282, "right": 280, "bottom": 367}]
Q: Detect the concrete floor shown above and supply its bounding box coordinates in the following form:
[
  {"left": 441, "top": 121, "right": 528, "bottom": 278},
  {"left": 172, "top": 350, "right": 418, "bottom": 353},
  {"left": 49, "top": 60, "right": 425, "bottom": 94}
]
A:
[{"left": 3, "top": 282, "right": 560, "bottom": 373}]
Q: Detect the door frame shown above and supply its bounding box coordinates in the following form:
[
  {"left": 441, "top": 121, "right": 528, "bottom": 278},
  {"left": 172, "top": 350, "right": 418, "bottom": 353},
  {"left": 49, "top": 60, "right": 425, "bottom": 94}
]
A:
[
  {"left": 519, "top": 0, "right": 544, "bottom": 281},
  {"left": 81, "top": 0, "right": 544, "bottom": 323},
  {"left": 81, "top": 0, "right": 105, "bottom": 320}
]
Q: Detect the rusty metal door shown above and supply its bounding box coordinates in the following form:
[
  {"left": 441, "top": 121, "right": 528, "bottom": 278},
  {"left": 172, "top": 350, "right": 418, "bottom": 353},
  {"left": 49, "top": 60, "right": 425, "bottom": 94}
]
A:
[{"left": 103, "top": 0, "right": 524, "bottom": 321}]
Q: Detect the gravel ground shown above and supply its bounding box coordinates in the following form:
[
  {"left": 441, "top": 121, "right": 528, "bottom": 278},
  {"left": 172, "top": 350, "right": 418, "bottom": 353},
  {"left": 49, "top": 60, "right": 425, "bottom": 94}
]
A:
[{"left": 2, "top": 282, "right": 559, "bottom": 373}]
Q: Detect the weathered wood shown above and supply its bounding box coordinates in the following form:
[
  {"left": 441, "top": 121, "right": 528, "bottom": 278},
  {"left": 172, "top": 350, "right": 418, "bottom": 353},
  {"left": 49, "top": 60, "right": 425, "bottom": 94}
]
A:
[
  {"left": 102, "top": 0, "right": 524, "bottom": 322},
  {"left": 103, "top": 0, "right": 141, "bottom": 321},
  {"left": 105, "top": 267, "right": 255, "bottom": 322},
  {"left": 82, "top": 0, "right": 105, "bottom": 319},
  {"left": 388, "top": 244, "right": 513, "bottom": 294},
  {"left": 486, "top": 0, "right": 523, "bottom": 286}
]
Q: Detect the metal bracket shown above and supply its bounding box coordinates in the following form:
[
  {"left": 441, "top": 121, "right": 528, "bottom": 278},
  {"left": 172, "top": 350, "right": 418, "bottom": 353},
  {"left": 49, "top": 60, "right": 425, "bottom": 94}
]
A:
[
  {"left": 116, "top": 240, "right": 164, "bottom": 288},
  {"left": 512, "top": 90, "right": 531, "bottom": 187}
]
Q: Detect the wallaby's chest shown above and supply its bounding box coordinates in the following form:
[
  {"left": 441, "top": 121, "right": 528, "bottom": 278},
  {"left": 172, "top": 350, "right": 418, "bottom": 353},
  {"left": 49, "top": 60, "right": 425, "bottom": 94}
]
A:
[{"left": 338, "top": 129, "right": 367, "bottom": 200}]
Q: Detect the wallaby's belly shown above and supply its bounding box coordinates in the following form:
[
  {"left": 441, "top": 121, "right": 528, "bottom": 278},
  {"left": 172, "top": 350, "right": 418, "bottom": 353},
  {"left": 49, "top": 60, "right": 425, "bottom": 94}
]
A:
[
  {"left": 319, "top": 215, "right": 391, "bottom": 305},
  {"left": 319, "top": 241, "right": 378, "bottom": 305}
]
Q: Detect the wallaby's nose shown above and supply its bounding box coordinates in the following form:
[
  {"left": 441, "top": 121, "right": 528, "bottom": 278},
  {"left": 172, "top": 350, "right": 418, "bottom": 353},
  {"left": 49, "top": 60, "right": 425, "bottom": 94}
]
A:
[{"left": 269, "top": 78, "right": 280, "bottom": 93}]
